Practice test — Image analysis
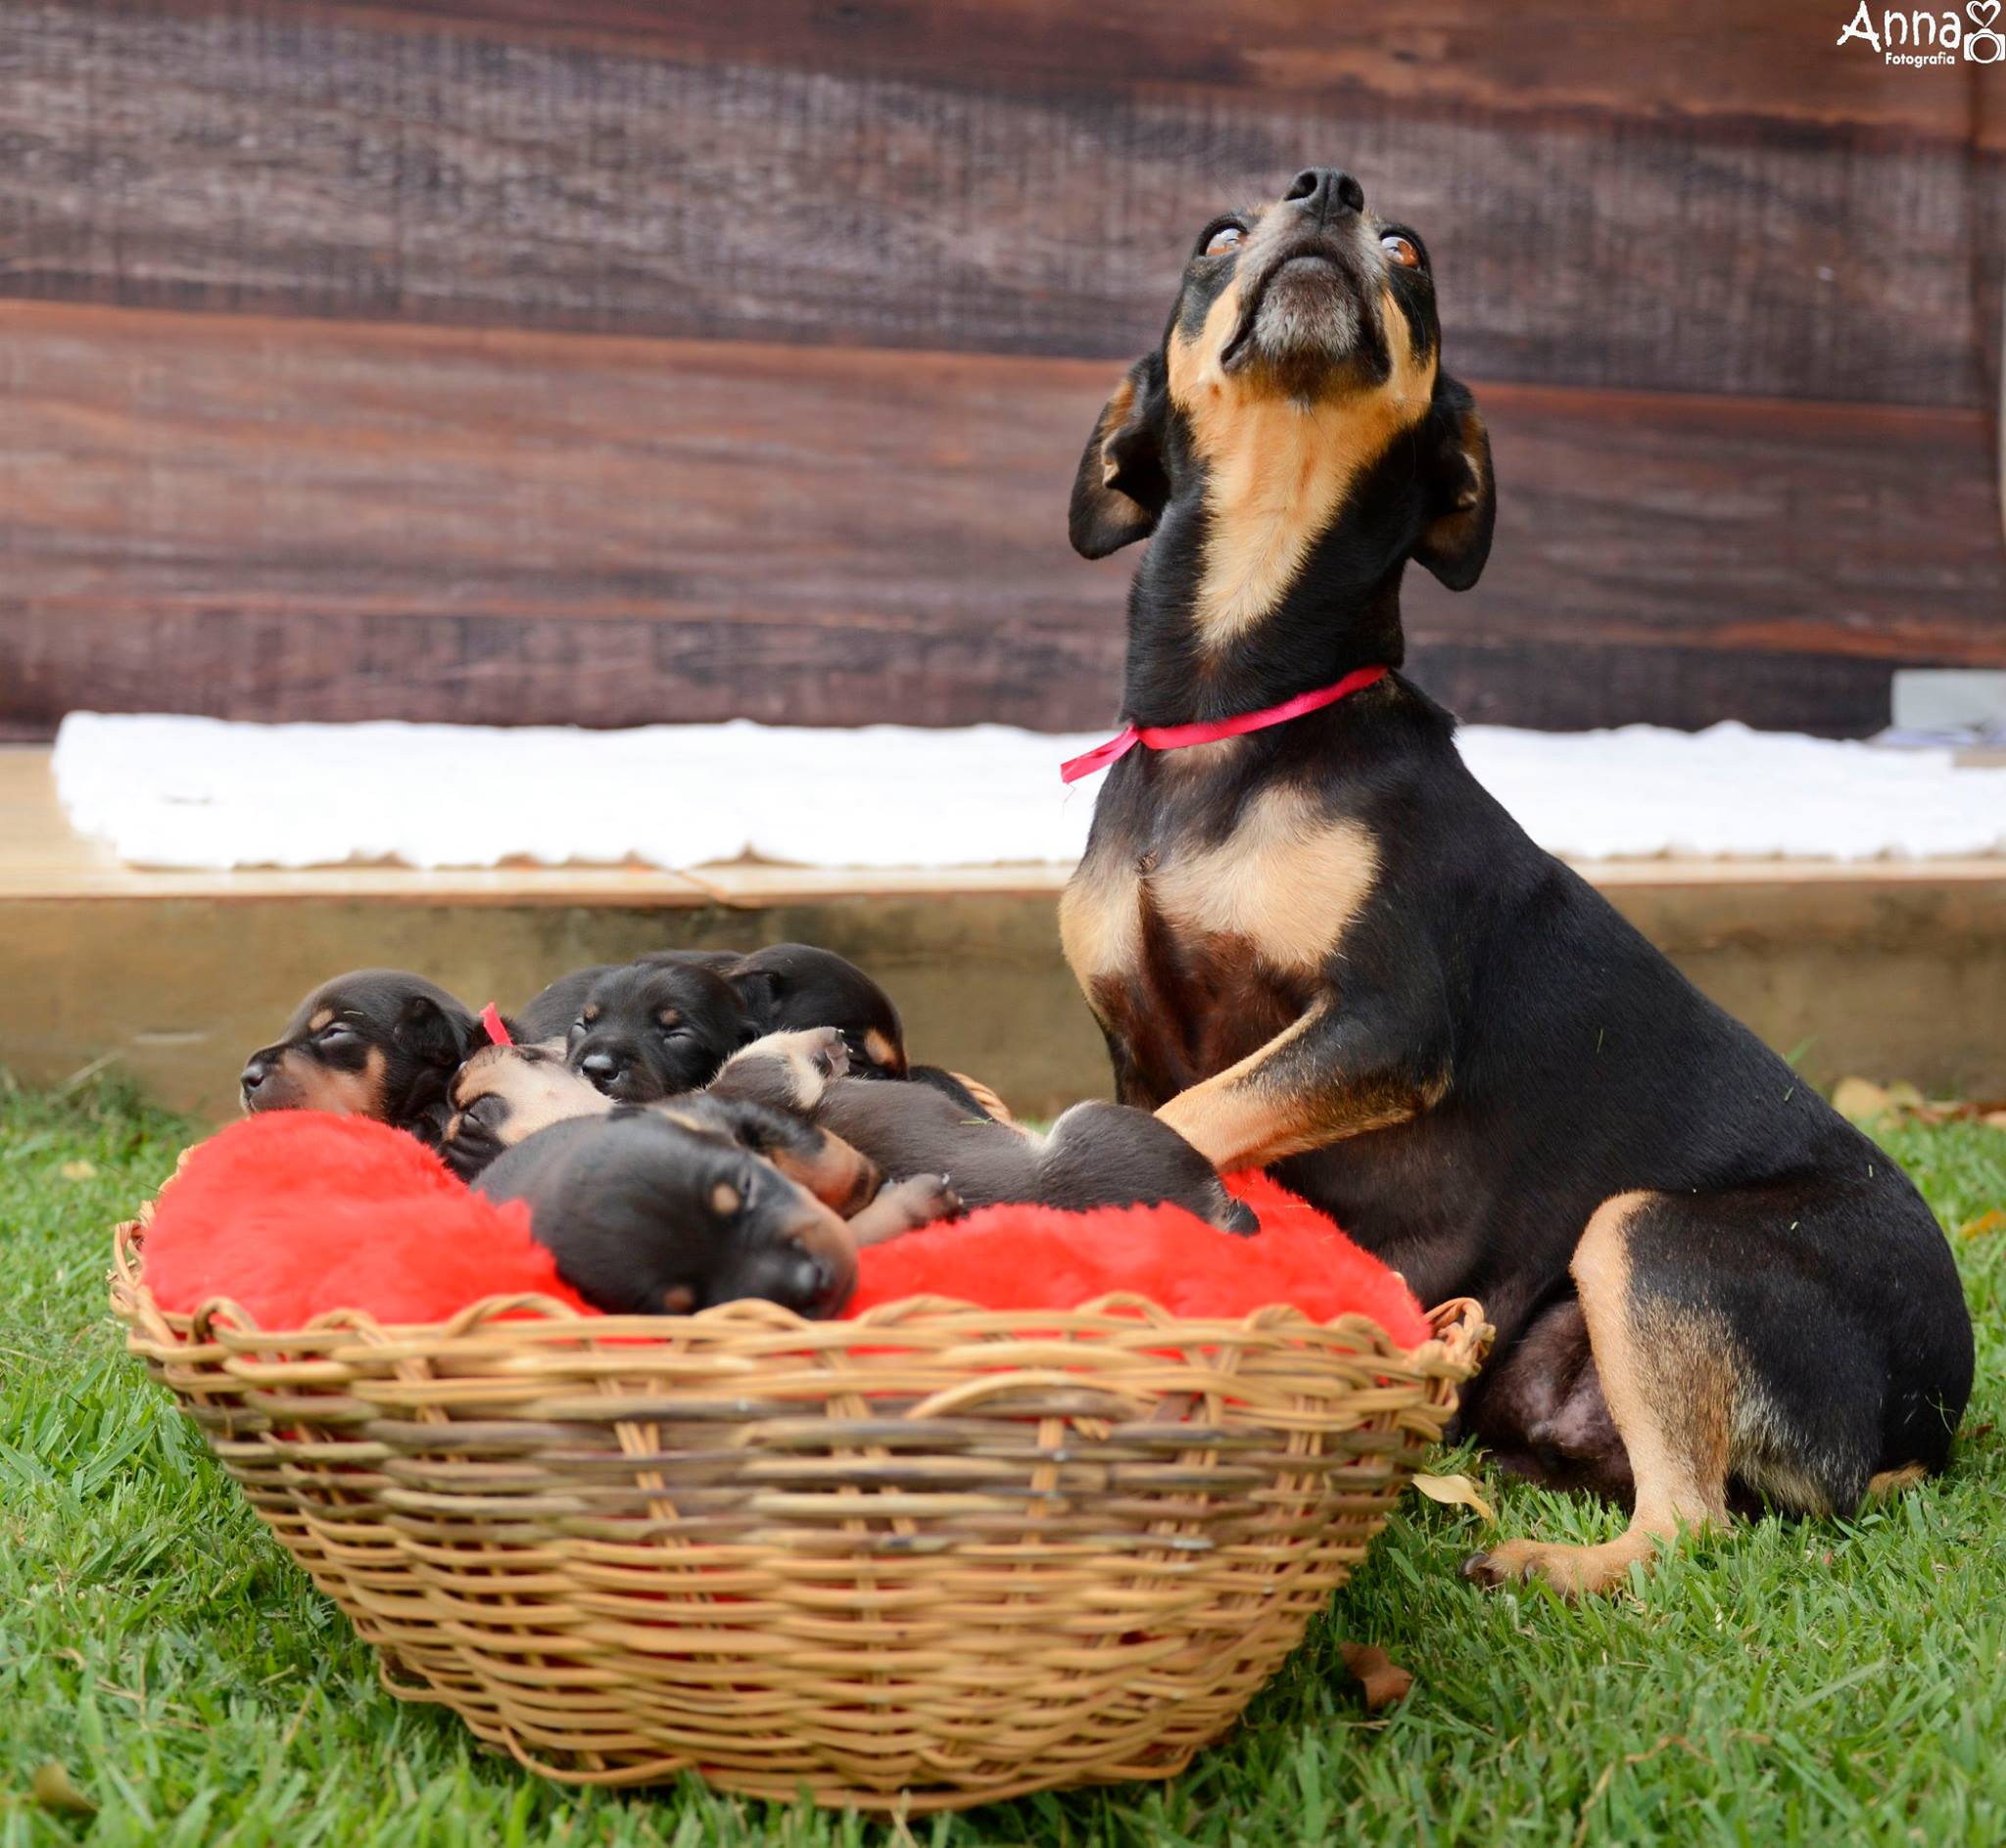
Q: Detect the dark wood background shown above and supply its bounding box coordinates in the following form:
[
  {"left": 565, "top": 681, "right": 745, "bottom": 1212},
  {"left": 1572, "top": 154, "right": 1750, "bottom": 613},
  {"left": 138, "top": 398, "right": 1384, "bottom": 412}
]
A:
[{"left": 2, "top": 0, "right": 2001, "bottom": 738}]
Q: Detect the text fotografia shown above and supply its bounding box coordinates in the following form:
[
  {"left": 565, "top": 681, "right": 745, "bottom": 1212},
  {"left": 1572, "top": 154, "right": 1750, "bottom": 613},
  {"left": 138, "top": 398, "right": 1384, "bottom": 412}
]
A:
[{"left": 1838, "top": 1, "right": 2006, "bottom": 63}]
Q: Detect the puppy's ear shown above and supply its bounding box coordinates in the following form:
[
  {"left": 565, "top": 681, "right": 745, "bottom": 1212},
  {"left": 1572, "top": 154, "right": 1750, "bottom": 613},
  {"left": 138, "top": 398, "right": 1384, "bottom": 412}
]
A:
[
  {"left": 1069, "top": 354, "right": 1170, "bottom": 560},
  {"left": 1411, "top": 374, "right": 1495, "bottom": 592},
  {"left": 396, "top": 994, "right": 474, "bottom": 1070},
  {"left": 732, "top": 969, "right": 779, "bottom": 1012}
]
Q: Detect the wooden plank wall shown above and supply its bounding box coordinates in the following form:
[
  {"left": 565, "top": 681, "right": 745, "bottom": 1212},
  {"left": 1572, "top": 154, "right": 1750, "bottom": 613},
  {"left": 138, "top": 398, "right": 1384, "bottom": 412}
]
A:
[{"left": 0, "top": 0, "right": 2000, "bottom": 738}]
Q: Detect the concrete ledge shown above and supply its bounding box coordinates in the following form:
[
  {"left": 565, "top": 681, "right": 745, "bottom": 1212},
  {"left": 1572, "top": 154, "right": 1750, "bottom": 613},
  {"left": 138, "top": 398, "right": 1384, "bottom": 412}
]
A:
[{"left": 4, "top": 749, "right": 2002, "bottom": 1118}]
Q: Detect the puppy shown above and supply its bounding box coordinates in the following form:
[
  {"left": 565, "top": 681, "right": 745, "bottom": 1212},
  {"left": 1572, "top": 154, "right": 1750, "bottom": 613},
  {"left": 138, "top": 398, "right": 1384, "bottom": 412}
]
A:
[
  {"left": 516, "top": 943, "right": 908, "bottom": 1079},
  {"left": 715, "top": 944, "right": 908, "bottom": 1077},
  {"left": 474, "top": 1111, "right": 860, "bottom": 1317},
  {"left": 444, "top": 1033, "right": 958, "bottom": 1242},
  {"left": 711, "top": 1031, "right": 1257, "bottom": 1233},
  {"left": 240, "top": 970, "right": 475, "bottom": 1148},
  {"left": 556, "top": 958, "right": 750, "bottom": 1102}
]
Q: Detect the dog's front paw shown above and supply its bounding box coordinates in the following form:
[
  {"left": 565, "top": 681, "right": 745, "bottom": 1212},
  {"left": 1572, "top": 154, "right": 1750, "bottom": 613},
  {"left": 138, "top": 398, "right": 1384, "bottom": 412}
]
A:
[{"left": 1460, "top": 1535, "right": 1647, "bottom": 1599}]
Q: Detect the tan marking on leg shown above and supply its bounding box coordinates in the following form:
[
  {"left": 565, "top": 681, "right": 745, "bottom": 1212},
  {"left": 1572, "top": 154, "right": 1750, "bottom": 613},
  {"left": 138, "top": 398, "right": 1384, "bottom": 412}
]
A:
[
  {"left": 1059, "top": 852, "right": 1142, "bottom": 988},
  {"left": 1471, "top": 1192, "right": 1733, "bottom": 1597},
  {"left": 848, "top": 1174, "right": 963, "bottom": 1247},
  {"left": 773, "top": 1128, "right": 882, "bottom": 1217},
  {"left": 1865, "top": 1463, "right": 1929, "bottom": 1503},
  {"left": 948, "top": 1071, "right": 1017, "bottom": 1126},
  {"left": 1155, "top": 1002, "right": 1444, "bottom": 1170}
]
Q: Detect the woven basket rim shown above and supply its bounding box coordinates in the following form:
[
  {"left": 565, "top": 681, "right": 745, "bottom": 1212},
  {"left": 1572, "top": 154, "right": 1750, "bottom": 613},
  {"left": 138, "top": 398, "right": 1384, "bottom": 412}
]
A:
[{"left": 109, "top": 1203, "right": 1489, "bottom": 1370}]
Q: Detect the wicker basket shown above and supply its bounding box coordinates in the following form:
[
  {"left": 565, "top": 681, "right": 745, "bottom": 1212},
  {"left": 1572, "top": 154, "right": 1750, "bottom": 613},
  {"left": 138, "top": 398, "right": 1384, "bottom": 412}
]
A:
[{"left": 111, "top": 1210, "right": 1485, "bottom": 1812}]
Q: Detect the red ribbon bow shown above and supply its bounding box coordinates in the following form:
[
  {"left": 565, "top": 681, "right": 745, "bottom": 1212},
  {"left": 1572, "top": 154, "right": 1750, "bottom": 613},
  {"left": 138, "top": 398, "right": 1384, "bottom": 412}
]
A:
[{"left": 1059, "top": 664, "right": 1390, "bottom": 784}]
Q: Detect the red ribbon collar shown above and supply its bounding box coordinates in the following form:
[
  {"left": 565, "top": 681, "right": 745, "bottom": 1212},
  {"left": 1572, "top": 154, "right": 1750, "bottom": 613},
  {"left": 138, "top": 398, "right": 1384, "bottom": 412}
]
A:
[{"left": 1059, "top": 663, "right": 1390, "bottom": 784}]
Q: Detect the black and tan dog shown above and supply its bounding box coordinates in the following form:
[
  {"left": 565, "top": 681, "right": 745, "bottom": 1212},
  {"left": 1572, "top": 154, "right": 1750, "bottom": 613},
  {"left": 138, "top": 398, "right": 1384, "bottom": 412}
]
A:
[
  {"left": 241, "top": 970, "right": 476, "bottom": 1149},
  {"left": 1059, "top": 166, "right": 1974, "bottom": 1593}
]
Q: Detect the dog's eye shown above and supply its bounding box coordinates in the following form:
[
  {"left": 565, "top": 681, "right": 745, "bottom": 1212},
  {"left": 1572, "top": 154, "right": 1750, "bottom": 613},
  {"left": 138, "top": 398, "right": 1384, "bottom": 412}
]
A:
[
  {"left": 316, "top": 1020, "right": 355, "bottom": 1043},
  {"left": 1381, "top": 233, "right": 1421, "bottom": 269},
  {"left": 1201, "top": 222, "right": 1245, "bottom": 258}
]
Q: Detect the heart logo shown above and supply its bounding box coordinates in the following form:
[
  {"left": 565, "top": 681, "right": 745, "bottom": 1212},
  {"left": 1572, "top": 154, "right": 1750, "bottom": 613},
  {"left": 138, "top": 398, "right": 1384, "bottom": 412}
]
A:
[{"left": 1972, "top": 0, "right": 2001, "bottom": 27}]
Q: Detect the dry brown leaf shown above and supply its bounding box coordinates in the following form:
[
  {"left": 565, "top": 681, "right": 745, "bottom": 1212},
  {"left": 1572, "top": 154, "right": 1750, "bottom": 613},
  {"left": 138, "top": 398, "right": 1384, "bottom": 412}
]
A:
[
  {"left": 1958, "top": 1208, "right": 2006, "bottom": 1242},
  {"left": 1412, "top": 1472, "right": 1496, "bottom": 1522},
  {"left": 1832, "top": 1079, "right": 2006, "bottom": 1131},
  {"left": 1340, "top": 1642, "right": 1414, "bottom": 1712},
  {"left": 1832, "top": 1076, "right": 1892, "bottom": 1123},
  {"left": 31, "top": 1762, "right": 96, "bottom": 1816},
  {"left": 58, "top": 1160, "right": 96, "bottom": 1181}
]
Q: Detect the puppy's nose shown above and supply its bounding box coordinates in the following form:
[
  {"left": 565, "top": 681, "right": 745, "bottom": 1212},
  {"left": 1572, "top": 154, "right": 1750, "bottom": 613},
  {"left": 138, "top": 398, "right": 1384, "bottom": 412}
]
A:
[
  {"left": 579, "top": 1049, "right": 626, "bottom": 1092},
  {"left": 240, "top": 1054, "right": 275, "bottom": 1103},
  {"left": 1283, "top": 166, "right": 1364, "bottom": 223},
  {"left": 783, "top": 1251, "right": 832, "bottom": 1309}
]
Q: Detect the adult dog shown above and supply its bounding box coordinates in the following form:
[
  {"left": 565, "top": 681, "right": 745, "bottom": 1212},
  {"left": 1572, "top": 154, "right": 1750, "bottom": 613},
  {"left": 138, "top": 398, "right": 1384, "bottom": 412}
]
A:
[{"left": 1058, "top": 166, "right": 1972, "bottom": 1593}]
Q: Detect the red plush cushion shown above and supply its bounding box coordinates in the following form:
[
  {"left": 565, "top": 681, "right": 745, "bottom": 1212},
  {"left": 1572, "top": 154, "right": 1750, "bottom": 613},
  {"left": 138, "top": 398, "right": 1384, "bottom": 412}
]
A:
[
  {"left": 141, "top": 1113, "right": 594, "bottom": 1326},
  {"left": 138, "top": 1113, "right": 1427, "bottom": 1346},
  {"left": 847, "top": 1169, "right": 1429, "bottom": 1346}
]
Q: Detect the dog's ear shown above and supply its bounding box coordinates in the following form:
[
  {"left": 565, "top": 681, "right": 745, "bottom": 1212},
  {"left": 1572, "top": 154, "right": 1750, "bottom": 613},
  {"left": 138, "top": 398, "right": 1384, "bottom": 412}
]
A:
[
  {"left": 1411, "top": 374, "right": 1496, "bottom": 592},
  {"left": 396, "top": 994, "right": 474, "bottom": 1070},
  {"left": 731, "top": 969, "right": 780, "bottom": 1017},
  {"left": 1068, "top": 354, "right": 1170, "bottom": 560}
]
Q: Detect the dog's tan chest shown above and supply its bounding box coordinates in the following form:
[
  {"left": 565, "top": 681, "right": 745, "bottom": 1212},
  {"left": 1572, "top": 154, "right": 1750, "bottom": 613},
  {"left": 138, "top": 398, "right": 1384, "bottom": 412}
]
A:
[{"left": 1063, "top": 785, "right": 1380, "bottom": 1093}]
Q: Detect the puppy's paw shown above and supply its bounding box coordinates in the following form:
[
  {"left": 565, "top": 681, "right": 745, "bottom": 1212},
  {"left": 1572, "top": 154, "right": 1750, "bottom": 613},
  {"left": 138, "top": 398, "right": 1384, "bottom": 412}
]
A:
[
  {"left": 710, "top": 1028, "right": 846, "bottom": 1109},
  {"left": 884, "top": 1171, "right": 963, "bottom": 1227},
  {"left": 801, "top": 1025, "right": 850, "bottom": 1081},
  {"left": 847, "top": 1173, "right": 963, "bottom": 1246}
]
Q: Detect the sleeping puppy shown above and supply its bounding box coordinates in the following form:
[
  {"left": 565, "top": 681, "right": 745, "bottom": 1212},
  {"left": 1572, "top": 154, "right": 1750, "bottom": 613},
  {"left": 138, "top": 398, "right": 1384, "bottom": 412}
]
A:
[
  {"left": 517, "top": 944, "right": 908, "bottom": 1080},
  {"left": 240, "top": 970, "right": 476, "bottom": 1148},
  {"left": 709, "top": 944, "right": 908, "bottom": 1077},
  {"left": 474, "top": 1110, "right": 858, "bottom": 1317},
  {"left": 556, "top": 958, "right": 750, "bottom": 1102},
  {"left": 442, "top": 1034, "right": 956, "bottom": 1239},
  {"left": 472, "top": 1107, "right": 959, "bottom": 1316},
  {"left": 711, "top": 1031, "right": 1258, "bottom": 1234}
]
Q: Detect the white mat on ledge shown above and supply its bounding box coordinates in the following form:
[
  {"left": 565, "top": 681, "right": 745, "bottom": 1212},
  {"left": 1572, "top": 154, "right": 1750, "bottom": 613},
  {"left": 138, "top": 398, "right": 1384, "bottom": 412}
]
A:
[{"left": 50, "top": 711, "right": 2006, "bottom": 870}]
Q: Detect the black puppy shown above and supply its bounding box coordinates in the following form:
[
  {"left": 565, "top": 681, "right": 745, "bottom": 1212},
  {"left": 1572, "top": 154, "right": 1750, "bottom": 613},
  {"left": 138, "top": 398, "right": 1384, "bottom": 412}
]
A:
[
  {"left": 515, "top": 944, "right": 908, "bottom": 1079},
  {"left": 1058, "top": 167, "right": 1974, "bottom": 1592},
  {"left": 475, "top": 1111, "right": 858, "bottom": 1317},
  {"left": 549, "top": 959, "right": 750, "bottom": 1103},
  {"left": 710, "top": 1031, "right": 1256, "bottom": 1234},
  {"left": 240, "top": 970, "right": 475, "bottom": 1148},
  {"left": 475, "top": 1108, "right": 958, "bottom": 1317},
  {"left": 716, "top": 944, "right": 908, "bottom": 1077}
]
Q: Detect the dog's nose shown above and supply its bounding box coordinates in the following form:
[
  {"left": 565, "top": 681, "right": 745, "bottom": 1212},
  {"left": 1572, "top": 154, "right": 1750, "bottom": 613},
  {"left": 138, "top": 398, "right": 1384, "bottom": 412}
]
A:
[
  {"left": 1284, "top": 167, "right": 1364, "bottom": 223},
  {"left": 579, "top": 1049, "right": 626, "bottom": 1092},
  {"left": 240, "top": 1054, "right": 275, "bottom": 1102}
]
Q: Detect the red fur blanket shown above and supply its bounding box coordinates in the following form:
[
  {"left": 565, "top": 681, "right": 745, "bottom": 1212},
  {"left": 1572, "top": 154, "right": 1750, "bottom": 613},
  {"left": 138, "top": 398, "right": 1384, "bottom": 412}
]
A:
[{"left": 139, "top": 1114, "right": 1428, "bottom": 1345}]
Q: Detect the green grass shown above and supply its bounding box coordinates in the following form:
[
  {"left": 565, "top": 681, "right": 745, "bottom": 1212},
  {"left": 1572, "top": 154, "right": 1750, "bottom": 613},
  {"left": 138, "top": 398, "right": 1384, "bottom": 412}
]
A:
[{"left": 1, "top": 1077, "right": 2001, "bottom": 1847}]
